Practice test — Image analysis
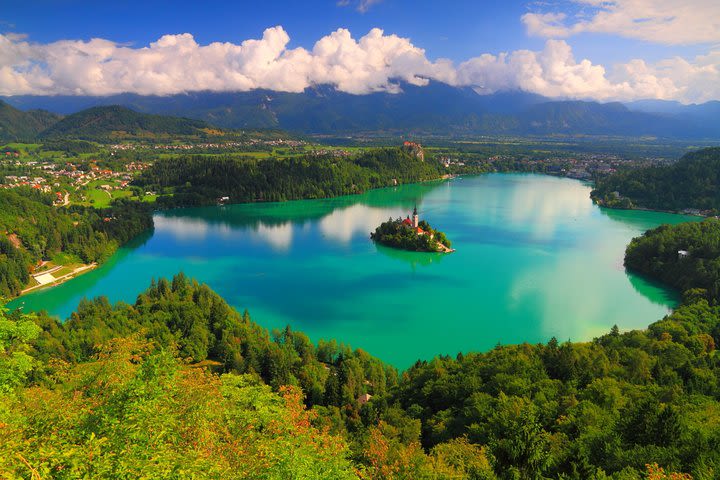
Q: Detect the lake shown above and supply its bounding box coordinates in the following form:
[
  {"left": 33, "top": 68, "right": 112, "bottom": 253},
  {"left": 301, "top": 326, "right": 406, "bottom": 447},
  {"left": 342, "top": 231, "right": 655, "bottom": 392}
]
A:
[{"left": 9, "top": 174, "right": 697, "bottom": 368}]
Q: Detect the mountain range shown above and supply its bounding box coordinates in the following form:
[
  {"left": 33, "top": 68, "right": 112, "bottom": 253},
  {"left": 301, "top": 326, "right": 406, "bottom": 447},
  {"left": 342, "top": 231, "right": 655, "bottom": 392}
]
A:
[{"left": 2, "top": 83, "right": 720, "bottom": 141}]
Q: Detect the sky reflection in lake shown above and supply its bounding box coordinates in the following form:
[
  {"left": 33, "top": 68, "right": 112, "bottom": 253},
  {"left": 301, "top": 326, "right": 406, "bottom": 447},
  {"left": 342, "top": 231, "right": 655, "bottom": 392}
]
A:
[{"left": 10, "top": 174, "right": 696, "bottom": 368}]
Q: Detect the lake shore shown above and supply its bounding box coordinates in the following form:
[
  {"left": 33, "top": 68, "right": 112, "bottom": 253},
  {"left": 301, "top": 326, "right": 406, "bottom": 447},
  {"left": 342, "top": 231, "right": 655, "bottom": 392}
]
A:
[
  {"left": 9, "top": 174, "right": 692, "bottom": 368},
  {"left": 593, "top": 200, "right": 713, "bottom": 218},
  {"left": 20, "top": 263, "right": 98, "bottom": 297}
]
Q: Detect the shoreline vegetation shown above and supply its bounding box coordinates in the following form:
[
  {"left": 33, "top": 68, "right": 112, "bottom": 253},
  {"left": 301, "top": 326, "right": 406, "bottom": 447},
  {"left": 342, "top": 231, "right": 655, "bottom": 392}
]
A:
[
  {"left": 134, "top": 145, "right": 446, "bottom": 208},
  {"left": 0, "top": 191, "right": 153, "bottom": 300},
  {"left": 13, "top": 160, "right": 709, "bottom": 301},
  {"left": 12, "top": 139, "right": 717, "bottom": 300},
  {"left": 20, "top": 262, "right": 97, "bottom": 296},
  {"left": 7, "top": 136, "right": 717, "bottom": 300},
  {"left": 591, "top": 147, "right": 720, "bottom": 216}
]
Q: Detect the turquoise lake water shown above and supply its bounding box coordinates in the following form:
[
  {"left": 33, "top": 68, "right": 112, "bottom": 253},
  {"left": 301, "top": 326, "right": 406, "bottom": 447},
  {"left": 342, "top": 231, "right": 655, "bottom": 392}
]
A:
[{"left": 9, "top": 174, "right": 697, "bottom": 368}]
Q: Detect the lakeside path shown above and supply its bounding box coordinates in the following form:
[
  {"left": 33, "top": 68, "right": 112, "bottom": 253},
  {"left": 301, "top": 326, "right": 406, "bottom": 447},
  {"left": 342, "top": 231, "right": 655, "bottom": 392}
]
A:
[{"left": 20, "top": 263, "right": 98, "bottom": 296}]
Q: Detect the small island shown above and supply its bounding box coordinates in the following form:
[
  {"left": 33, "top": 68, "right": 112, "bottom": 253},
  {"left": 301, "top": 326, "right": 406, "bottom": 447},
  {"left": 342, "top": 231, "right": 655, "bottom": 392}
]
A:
[{"left": 371, "top": 207, "right": 454, "bottom": 253}]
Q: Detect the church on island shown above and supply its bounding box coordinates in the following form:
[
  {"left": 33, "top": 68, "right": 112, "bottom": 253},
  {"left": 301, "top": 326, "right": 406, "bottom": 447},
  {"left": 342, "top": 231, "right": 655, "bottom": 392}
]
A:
[
  {"left": 371, "top": 205, "right": 454, "bottom": 253},
  {"left": 399, "top": 207, "right": 454, "bottom": 253},
  {"left": 401, "top": 206, "right": 427, "bottom": 236}
]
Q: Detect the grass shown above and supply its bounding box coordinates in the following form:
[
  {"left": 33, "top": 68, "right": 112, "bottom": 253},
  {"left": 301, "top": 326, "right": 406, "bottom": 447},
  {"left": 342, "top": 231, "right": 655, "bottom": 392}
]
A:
[
  {"left": 84, "top": 188, "right": 113, "bottom": 208},
  {"left": 112, "top": 190, "right": 133, "bottom": 201},
  {"left": 55, "top": 267, "right": 74, "bottom": 277},
  {"left": 3, "top": 142, "right": 43, "bottom": 151},
  {"left": 76, "top": 179, "right": 128, "bottom": 207},
  {"left": 51, "top": 251, "right": 83, "bottom": 266}
]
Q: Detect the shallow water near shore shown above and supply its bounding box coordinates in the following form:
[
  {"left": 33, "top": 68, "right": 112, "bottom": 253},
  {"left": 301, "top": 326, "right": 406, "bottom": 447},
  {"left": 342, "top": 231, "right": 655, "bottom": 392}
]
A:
[{"left": 9, "top": 174, "right": 697, "bottom": 368}]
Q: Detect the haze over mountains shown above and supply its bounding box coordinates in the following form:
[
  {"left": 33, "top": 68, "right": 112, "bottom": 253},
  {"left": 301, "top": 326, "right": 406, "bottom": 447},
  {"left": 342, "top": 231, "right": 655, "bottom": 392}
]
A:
[{"left": 3, "top": 83, "right": 720, "bottom": 140}]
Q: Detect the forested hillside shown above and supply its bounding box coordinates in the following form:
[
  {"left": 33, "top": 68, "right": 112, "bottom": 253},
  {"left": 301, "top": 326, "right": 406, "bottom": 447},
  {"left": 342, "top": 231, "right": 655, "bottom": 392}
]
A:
[
  {"left": 592, "top": 147, "right": 720, "bottom": 212},
  {"left": 1, "top": 326, "right": 359, "bottom": 478},
  {"left": 0, "top": 100, "right": 60, "bottom": 142},
  {"left": 625, "top": 218, "right": 720, "bottom": 300},
  {"left": 0, "top": 189, "right": 152, "bottom": 297},
  {"left": 38, "top": 105, "right": 212, "bottom": 142},
  {"left": 136, "top": 147, "right": 443, "bottom": 207}
]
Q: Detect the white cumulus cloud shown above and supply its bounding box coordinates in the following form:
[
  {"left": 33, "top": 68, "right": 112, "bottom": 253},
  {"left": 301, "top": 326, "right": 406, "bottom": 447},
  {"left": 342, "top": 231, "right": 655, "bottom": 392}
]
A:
[
  {"left": 0, "top": 26, "right": 718, "bottom": 103},
  {"left": 0, "top": 26, "right": 452, "bottom": 96},
  {"left": 455, "top": 39, "right": 714, "bottom": 102},
  {"left": 522, "top": 0, "right": 720, "bottom": 45}
]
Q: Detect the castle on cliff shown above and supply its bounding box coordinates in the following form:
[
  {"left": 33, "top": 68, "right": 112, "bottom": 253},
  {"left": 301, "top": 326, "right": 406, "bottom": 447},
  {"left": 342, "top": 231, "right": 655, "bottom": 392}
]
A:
[{"left": 402, "top": 141, "right": 425, "bottom": 162}]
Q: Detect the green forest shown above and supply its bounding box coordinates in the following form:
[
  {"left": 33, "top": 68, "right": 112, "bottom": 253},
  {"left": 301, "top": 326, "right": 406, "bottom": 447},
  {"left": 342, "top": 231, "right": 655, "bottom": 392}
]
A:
[
  {"left": 625, "top": 218, "right": 720, "bottom": 300},
  {"left": 135, "top": 147, "right": 444, "bottom": 207},
  {"left": 371, "top": 218, "right": 452, "bottom": 252},
  {"left": 5, "top": 210, "right": 720, "bottom": 480},
  {"left": 38, "top": 105, "right": 212, "bottom": 142},
  {"left": 592, "top": 148, "right": 720, "bottom": 212},
  {"left": 0, "top": 189, "right": 152, "bottom": 297}
]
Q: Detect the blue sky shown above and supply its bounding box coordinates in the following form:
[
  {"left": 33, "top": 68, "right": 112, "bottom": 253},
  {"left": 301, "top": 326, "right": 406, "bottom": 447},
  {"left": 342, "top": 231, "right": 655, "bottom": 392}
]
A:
[
  {"left": 1, "top": 0, "right": 718, "bottom": 102},
  {"left": 3, "top": 1, "right": 532, "bottom": 57}
]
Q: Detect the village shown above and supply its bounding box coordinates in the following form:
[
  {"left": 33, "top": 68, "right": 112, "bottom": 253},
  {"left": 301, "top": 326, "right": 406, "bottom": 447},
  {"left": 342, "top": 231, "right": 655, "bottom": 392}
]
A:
[
  {"left": 0, "top": 154, "right": 151, "bottom": 206},
  {"left": 438, "top": 151, "right": 670, "bottom": 181}
]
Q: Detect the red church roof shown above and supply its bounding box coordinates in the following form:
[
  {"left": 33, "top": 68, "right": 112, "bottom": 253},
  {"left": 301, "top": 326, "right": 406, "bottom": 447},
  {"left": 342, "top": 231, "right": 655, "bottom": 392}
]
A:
[{"left": 402, "top": 217, "right": 413, "bottom": 226}]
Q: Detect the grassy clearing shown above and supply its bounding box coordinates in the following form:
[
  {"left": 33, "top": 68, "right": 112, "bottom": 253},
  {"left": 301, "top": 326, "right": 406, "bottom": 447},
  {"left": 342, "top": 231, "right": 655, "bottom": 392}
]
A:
[
  {"left": 51, "top": 251, "right": 83, "bottom": 266},
  {"left": 76, "top": 179, "right": 128, "bottom": 207},
  {"left": 55, "top": 266, "right": 74, "bottom": 277},
  {"left": 84, "top": 188, "right": 113, "bottom": 207}
]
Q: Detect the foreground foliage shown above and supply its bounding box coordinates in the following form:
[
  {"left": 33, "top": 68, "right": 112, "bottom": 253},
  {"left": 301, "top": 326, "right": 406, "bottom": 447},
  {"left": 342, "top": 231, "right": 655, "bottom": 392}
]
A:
[
  {"left": 1, "top": 336, "right": 357, "bottom": 479},
  {"left": 1, "top": 281, "right": 494, "bottom": 479}
]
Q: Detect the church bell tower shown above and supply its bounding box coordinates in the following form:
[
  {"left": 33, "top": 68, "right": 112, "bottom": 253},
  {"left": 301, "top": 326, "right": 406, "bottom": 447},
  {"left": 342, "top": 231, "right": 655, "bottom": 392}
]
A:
[{"left": 412, "top": 206, "right": 419, "bottom": 228}]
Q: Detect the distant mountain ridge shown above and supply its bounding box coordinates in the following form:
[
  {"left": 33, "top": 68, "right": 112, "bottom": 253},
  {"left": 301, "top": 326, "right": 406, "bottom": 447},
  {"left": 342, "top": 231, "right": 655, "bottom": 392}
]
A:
[{"left": 3, "top": 84, "right": 720, "bottom": 139}]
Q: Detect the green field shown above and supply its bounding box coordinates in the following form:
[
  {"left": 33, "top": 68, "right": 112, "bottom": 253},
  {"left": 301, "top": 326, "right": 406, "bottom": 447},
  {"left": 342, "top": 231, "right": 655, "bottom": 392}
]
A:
[{"left": 77, "top": 179, "right": 135, "bottom": 207}]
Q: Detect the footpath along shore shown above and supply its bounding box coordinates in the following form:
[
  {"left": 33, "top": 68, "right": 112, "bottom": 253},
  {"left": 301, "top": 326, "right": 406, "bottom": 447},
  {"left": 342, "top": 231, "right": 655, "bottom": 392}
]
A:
[{"left": 20, "top": 263, "right": 98, "bottom": 296}]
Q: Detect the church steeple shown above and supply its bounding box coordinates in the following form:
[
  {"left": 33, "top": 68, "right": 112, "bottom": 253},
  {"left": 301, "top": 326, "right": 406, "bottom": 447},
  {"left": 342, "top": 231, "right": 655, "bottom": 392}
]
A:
[{"left": 412, "top": 205, "right": 419, "bottom": 228}]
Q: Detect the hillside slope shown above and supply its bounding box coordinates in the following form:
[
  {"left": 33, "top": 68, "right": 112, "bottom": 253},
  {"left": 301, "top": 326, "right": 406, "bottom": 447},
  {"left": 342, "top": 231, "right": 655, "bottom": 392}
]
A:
[
  {"left": 592, "top": 147, "right": 720, "bottom": 211},
  {"left": 0, "top": 100, "right": 60, "bottom": 142},
  {"left": 38, "top": 105, "right": 213, "bottom": 141}
]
